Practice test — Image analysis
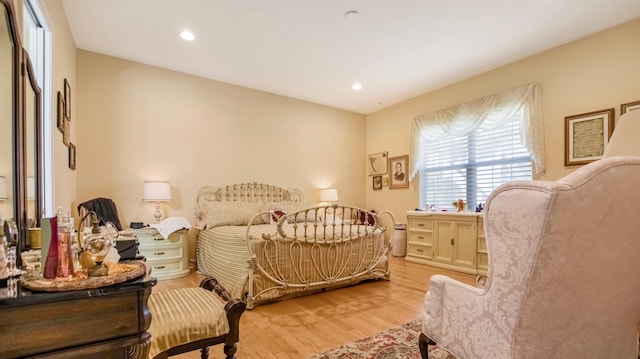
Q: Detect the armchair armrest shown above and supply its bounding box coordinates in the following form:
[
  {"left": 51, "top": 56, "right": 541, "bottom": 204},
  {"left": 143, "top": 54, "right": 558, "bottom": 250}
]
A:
[{"left": 422, "top": 274, "right": 485, "bottom": 343}]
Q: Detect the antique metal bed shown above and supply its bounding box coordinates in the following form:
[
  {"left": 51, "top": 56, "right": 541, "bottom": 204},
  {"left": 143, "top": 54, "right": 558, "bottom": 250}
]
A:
[{"left": 195, "top": 182, "right": 395, "bottom": 309}]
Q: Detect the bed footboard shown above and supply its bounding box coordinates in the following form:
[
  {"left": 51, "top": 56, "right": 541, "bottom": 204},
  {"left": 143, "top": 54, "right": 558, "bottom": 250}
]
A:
[{"left": 245, "top": 205, "right": 395, "bottom": 308}]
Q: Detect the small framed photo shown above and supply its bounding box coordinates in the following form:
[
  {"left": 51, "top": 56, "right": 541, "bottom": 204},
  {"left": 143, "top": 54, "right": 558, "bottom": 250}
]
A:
[
  {"left": 382, "top": 177, "right": 389, "bottom": 187},
  {"left": 367, "top": 151, "right": 388, "bottom": 176},
  {"left": 68, "top": 143, "right": 76, "bottom": 170},
  {"left": 621, "top": 100, "right": 640, "bottom": 115},
  {"left": 389, "top": 155, "right": 409, "bottom": 189},
  {"left": 57, "top": 91, "right": 65, "bottom": 133},
  {"left": 64, "top": 78, "right": 71, "bottom": 121},
  {"left": 564, "top": 108, "right": 614, "bottom": 166},
  {"left": 372, "top": 175, "right": 382, "bottom": 190}
]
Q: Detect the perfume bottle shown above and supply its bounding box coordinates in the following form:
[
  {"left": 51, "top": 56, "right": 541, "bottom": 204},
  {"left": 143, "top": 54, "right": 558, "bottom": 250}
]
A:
[{"left": 56, "top": 212, "right": 75, "bottom": 278}]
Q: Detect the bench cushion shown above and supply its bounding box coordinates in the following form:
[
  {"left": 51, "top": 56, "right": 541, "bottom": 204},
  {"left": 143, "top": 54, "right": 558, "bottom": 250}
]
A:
[{"left": 148, "top": 287, "right": 230, "bottom": 359}]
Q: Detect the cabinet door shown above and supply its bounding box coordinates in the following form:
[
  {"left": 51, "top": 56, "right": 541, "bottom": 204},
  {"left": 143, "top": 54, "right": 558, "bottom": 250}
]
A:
[
  {"left": 452, "top": 221, "right": 477, "bottom": 268},
  {"left": 434, "top": 220, "right": 453, "bottom": 263}
]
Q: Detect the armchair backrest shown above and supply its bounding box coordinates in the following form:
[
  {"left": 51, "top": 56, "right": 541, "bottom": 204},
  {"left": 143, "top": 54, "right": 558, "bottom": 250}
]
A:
[{"left": 483, "top": 156, "right": 640, "bottom": 357}]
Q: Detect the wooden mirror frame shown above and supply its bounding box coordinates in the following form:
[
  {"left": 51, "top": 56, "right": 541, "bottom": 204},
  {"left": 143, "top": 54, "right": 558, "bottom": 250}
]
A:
[
  {"left": 1, "top": 0, "right": 32, "bottom": 261},
  {"left": 23, "top": 48, "right": 43, "bottom": 230}
]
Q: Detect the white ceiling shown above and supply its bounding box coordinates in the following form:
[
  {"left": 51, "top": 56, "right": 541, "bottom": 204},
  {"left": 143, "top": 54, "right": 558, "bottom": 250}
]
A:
[{"left": 60, "top": 0, "right": 640, "bottom": 115}]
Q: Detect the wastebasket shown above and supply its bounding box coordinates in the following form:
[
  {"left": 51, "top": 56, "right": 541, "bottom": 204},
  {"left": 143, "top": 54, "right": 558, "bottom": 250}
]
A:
[{"left": 392, "top": 223, "right": 407, "bottom": 257}]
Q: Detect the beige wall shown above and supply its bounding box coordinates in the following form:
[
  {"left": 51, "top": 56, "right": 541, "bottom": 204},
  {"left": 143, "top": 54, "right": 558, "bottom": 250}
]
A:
[
  {"left": 365, "top": 18, "right": 640, "bottom": 222},
  {"left": 76, "top": 51, "right": 366, "bottom": 231},
  {"left": 29, "top": 1, "right": 640, "bottom": 250}
]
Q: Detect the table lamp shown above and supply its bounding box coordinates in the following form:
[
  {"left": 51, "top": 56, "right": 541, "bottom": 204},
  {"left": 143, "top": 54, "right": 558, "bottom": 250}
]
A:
[
  {"left": 143, "top": 181, "right": 171, "bottom": 223},
  {"left": 319, "top": 188, "right": 338, "bottom": 204}
]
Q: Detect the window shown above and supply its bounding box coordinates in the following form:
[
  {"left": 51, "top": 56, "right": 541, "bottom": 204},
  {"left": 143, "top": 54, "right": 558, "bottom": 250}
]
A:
[
  {"left": 411, "top": 83, "right": 545, "bottom": 211},
  {"left": 24, "top": 0, "right": 54, "bottom": 216},
  {"left": 419, "top": 108, "right": 532, "bottom": 210}
]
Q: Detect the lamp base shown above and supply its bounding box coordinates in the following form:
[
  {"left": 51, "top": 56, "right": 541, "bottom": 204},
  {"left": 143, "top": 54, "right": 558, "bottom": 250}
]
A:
[{"left": 153, "top": 202, "right": 162, "bottom": 223}]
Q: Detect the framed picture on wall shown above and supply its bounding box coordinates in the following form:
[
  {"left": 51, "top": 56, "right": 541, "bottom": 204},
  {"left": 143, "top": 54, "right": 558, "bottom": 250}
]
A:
[
  {"left": 621, "top": 100, "right": 640, "bottom": 115},
  {"left": 57, "top": 91, "right": 65, "bottom": 133},
  {"left": 64, "top": 78, "right": 71, "bottom": 121},
  {"left": 69, "top": 143, "right": 76, "bottom": 170},
  {"left": 367, "top": 151, "right": 388, "bottom": 176},
  {"left": 372, "top": 176, "right": 382, "bottom": 190},
  {"left": 564, "top": 108, "right": 614, "bottom": 166},
  {"left": 389, "top": 155, "right": 409, "bottom": 189}
]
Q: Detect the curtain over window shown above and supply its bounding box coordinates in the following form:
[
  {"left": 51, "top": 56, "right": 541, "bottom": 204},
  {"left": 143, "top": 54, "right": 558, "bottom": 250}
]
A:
[{"left": 410, "top": 83, "right": 545, "bottom": 209}]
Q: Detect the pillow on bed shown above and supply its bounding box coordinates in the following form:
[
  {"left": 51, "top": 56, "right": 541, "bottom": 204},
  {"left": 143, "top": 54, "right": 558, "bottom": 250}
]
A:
[
  {"left": 260, "top": 203, "right": 286, "bottom": 223},
  {"left": 205, "top": 201, "right": 264, "bottom": 228},
  {"left": 269, "top": 210, "right": 288, "bottom": 224}
]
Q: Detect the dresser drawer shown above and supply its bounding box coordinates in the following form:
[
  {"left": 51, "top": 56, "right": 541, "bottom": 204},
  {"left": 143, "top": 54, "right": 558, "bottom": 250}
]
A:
[
  {"left": 408, "top": 230, "right": 433, "bottom": 245},
  {"left": 137, "top": 232, "right": 185, "bottom": 248},
  {"left": 144, "top": 245, "right": 184, "bottom": 261},
  {"left": 407, "top": 242, "right": 432, "bottom": 259},
  {"left": 408, "top": 217, "right": 433, "bottom": 230}
]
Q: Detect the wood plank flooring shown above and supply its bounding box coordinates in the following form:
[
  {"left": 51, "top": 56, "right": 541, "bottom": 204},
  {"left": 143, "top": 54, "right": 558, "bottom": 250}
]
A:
[{"left": 153, "top": 256, "right": 476, "bottom": 359}]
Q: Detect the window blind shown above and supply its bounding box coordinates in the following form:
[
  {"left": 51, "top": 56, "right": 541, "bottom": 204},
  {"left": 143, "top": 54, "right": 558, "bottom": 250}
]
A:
[{"left": 419, "top": 110, "right": 532, "bottom": 210}]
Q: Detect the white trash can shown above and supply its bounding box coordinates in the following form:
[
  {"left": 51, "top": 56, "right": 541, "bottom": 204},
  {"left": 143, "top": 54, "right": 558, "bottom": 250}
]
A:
[{"left": 392, "top": 223, "right": 407, "bottom": 257}]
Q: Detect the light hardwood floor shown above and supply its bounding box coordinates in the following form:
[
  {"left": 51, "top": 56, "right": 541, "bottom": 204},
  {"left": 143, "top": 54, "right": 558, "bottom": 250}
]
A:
[{"left": 153, "top": 256, "right": 476, "bottom": 359}]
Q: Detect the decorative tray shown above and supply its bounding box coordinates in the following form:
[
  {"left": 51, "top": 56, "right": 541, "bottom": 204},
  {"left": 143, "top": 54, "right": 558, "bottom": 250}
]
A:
[{"left": 19, "top": 261, "right": 146, "bottom": 292}]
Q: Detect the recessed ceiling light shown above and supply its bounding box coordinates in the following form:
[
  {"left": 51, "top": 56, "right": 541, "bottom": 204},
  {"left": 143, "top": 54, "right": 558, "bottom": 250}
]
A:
[
  {"left": 344, "top": 10, "right": 360, "bottom": 20},
  {"left": 180, "top": 31, "right": 195, "bottom": 41},
  {"left": 352, "top": 83, "right": 362, "bottom": 91}
]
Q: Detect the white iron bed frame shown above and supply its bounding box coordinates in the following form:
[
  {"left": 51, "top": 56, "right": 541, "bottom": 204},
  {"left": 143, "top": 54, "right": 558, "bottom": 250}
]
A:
[{"left": 195, "top": 182, "right": 395, "bottom": 309}]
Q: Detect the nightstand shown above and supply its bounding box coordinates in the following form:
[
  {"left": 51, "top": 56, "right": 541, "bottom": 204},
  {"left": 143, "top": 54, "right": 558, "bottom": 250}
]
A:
[{"left": 133, "top": 228, "right": 189, "bottom": 280}]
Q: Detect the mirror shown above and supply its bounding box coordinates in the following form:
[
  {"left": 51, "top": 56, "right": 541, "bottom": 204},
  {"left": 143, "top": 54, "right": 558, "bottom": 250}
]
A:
[
  {"left": 24, "top": 51, "right": 41, "bottom": 230},
  {"left": 0, "top": 0, "right": 18, "bottom": 239}
]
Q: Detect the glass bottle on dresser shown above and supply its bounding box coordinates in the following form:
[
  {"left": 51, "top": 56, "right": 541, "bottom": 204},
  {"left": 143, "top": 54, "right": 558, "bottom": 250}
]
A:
[{"left": 56, "top": 212, "right": 75, "bottom": 277}]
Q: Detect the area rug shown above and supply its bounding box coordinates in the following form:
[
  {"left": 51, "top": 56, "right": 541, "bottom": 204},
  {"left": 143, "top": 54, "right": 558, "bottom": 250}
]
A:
[{"left": 307, "top": 319, "right": 455, "bottom": 359}]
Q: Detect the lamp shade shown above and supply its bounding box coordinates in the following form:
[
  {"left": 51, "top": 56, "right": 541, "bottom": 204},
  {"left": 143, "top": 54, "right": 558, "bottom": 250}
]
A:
[
  {"left": 0, "top": 176, "right": 8, "bottom": 200},
  {"left": 143, "top": 181, "right": 172, "bottom": 201},
  {"left": 319, "top": 188, "right": 338, "bottom": 202}
]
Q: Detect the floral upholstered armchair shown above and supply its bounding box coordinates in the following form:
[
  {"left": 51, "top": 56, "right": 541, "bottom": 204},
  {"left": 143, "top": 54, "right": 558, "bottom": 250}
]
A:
[{"left": 419, "top": 109, "right": 640, "bottom": 358}]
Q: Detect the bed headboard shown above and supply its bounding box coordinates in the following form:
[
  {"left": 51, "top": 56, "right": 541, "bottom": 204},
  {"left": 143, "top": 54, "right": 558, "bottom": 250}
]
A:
[{"left": 195, "top": 182, "right": 304, "bottom": 221}]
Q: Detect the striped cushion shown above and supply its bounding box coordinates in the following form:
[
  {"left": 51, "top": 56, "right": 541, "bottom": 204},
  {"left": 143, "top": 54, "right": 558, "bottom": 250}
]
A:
[{"left": 148, "top": 287, "right": 230, "bottom": 359}]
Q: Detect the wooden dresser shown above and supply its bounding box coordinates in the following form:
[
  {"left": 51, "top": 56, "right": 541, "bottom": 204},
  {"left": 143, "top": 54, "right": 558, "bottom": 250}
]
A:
[
  {"left": 406, "top": 211, "right": 486, "bottom": 275},
  {"left": 0, "top": 275, "right": 156, "bottom": 358}
]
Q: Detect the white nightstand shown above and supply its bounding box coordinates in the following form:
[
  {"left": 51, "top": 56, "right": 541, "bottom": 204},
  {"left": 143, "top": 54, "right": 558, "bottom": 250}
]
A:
[{"left": 133, "top": 227, "right": 190, "bottom": 280}]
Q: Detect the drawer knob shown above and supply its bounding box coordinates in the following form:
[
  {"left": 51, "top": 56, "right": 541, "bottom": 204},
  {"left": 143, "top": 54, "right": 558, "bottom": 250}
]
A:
[
  {"left": 154, "top": 265, "right": 166, "bottom": 269},
  {"left": 451, "top": 238, "right": 455, "bottom": 246},
  {"left": 417, "top": 248, "right": 424, "bottom": 252},
  {"left": 153, "top": 237, "right": 165, "bottom": 241},
  {"left": 418, "top": 223, "right": 425, "bottom": 227},
  {"left": 154, "top": 251, "right": 165, "bottom": 256}
]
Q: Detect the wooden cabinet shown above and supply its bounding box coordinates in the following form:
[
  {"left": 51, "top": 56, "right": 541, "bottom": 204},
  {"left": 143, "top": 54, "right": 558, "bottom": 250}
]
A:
[
  {"left": 0, "top": 276, "right": 156, "bottom": 359},
  {"left": 406, "top": 211, "right": 485, "bottom": 275},
  {"left": 134, "top": 228, "right": 189, "bottom": 280}
]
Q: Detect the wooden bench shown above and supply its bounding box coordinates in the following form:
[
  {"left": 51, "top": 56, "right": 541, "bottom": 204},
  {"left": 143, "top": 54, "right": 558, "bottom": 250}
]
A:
[{"left": 147, "top": 278, "right": 246, "bottom": 359}]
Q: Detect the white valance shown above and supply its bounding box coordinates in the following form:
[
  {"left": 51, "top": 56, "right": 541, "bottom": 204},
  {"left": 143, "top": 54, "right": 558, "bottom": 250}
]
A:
[{"left": 409, "top": 83, "right": 545, "bottom": 181}]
